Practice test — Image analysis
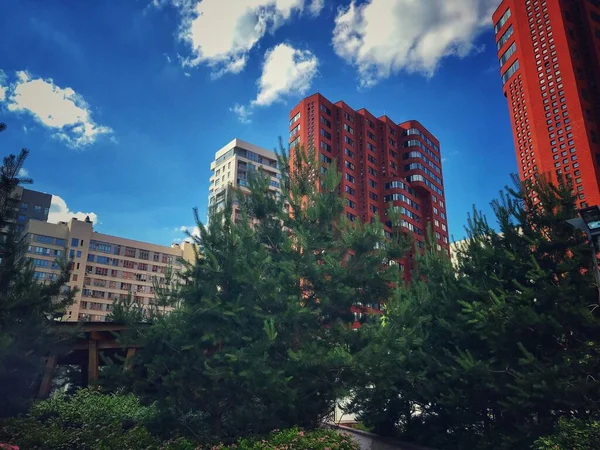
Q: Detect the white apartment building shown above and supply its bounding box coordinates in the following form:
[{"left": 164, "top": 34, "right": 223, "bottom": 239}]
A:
[{"left": 208, "top": 139, "right": 282, "bottom": 222}]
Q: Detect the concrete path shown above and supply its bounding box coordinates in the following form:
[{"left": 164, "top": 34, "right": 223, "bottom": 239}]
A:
[{"left": 330, "top": 425, "right": 435, "bottom": 450}]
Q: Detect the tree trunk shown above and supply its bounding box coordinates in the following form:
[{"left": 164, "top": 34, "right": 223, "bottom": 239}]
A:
[{"left": 211, "top": 404, "right": 223, "bottom": 437}]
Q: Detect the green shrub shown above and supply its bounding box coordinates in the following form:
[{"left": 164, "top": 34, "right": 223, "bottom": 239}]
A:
[
  {"left": 533, "top": 418, "right": 600, "bottom": 450},
  {"left": 29, "top": 387, "right": 157, "bottom": 427},
  {"left": 215, "top": 427, "right": 359, "bottom": 450},
  {"left": 0, "top": 388, "right": 198, "bottom": 450}
]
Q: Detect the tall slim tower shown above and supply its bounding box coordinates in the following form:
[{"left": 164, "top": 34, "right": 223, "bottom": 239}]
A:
[
  {"left": 493, "top": 0, "right": 600, "bottom": 207},
  {"left": 288, "top": 94, "right": 450, "bottom": 262},
  {"left": 208, "top": 138, "right": 281, "bottom": 223}
]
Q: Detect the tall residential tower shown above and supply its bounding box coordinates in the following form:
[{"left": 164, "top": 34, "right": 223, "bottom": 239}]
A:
[
  {"left": 208, "top": 138, "right": 281, "bottom": 223},
  {"left": 288, "top": 94, "right": 449, "bottom": 260},
  {"left": 493, "top": 0, "right": 600, "bottom": 207}
]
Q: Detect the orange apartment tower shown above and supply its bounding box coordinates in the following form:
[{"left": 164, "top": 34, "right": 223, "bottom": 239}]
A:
[
  {"left": 288, "top": 94, "right": 450, "bottom": 272},
  {"left": 493, "top": 0, "right": 600, "bottom": 207}
]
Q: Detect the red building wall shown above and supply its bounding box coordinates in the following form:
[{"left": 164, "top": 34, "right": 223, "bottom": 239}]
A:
[
  {"left": 288, "top": 94, "right": 450, "bottom": 263},
  {"left": 493, "top": 0, "right": 600, "bottom": 208}
]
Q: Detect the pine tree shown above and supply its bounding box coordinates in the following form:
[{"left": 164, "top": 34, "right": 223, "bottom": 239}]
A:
[
  {"left": 352, "top": 176, "right": 600, "bottom": 450},
  {"left": 126, "top": 142, "right": 407, "bottom": 441},
  {"left": 0, "top": 125, "right": 74, "bottom": 417}
]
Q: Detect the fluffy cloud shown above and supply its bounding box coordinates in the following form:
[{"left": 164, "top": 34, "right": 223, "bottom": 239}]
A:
[
  {"left": 332, "top": 0, "right": 499, "bottom": 87},
  {"left": 0, "top": 70, "right": 6, "bottom": 102},
  {"left": 161, "top": 0, "right": 320, "bottom": 76},
  {"left": 230, "top": 103, "right": 253, "bottom": 124},
  {"left": 231, "top": 43, "right": 318, "bottom": 123},
  {"left": 253, "top": 43, "right": 318, "bottom": 106},
  {"left": 309, "top": 0, "right": 325, "bottom": 16},
  {"left": 178, "top": 224, "right": 200, "bottom": 242},
  {"left": 1, "top": 71, "right": 112, "bottom": 148},
  {"left": 48, "top": 195, "right": 98, "bottom": 225},
  {"left": 17, "top": 168, "right": 28, "bottom": 177}
]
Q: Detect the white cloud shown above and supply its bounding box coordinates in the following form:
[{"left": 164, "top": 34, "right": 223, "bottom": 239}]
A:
[
  {"left": 179, "top": 224, "right": 200, "bottom": 242},
  {"left": 17, "top": 168, "right": 28, "bottom": 177},
  {"left": 309, "top": 0, "right": 325, "bottom": 16},
  {"left": 0, "top": 70, "right": 6, "bottom": 102},
  {"left": 48, "top": 195, "right": 98, "bottom": 225},
  {"left": 3, "top": 71, "right": 112, "bottom": 148},
  {"left": 253, "top": 43, "right": 318, "bottom": 106},
  {"left": 229, "top": 43, "right": 318, "bottom": 123},
  {"left": 161, "top": 0, "right": 322, "bottom": 76},
  {"left": 332, "top": 0, "right": 498, "bottom": 87},
  {"left": 230, "top": 103, "right": 253, "bottom": 124}
]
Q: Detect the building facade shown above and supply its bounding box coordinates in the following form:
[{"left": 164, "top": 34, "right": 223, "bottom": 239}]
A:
[
  {"left": 493, "top": 0, "right": 600, "bottom": 207},
  {"left": 23, "top": 217, "right": 195, "bottom": 322},
  {"left": 288, "top": 93, "right": 450, "bottom": 260},
  {"left": 15, "top": 187, "right": 52, "bottom": 232},
  {"left": 208, "top": 138, "right": 281, "bottom": 222}
]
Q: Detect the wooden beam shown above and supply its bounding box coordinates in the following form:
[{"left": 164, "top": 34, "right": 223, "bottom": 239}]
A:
[
  {"left": 72, "top": 340, "right": 144, "bottom": 350},
  {"left": 88, "top": 340, "right": 98, "bottom": 384},
  {"left": 38, "top": 355, "right": 57, "bottom": 398},
  {"left": 90, "top": 331, "right": 105, "bottom": 341}
]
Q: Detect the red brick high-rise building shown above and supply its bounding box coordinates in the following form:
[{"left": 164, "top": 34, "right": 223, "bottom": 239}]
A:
[
  {"left": 493, "top": 0, "right": 600, "bottom": 207},
  {"left": 288, "top": 94, "right": 450, "bottom": 263}
]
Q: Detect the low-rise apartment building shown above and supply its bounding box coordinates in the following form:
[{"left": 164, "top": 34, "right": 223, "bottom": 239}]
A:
[{"left": 24, "top": 217, "right": 195, "bottom": 321}]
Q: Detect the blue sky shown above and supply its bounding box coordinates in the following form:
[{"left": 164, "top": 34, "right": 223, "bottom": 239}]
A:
[{"left": 0, "top": 0, "right": 513, "bottom": 245}]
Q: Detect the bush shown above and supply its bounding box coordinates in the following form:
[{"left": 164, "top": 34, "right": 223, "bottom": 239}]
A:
[
  {"left": 533, "top": 418, "right": 600, "bottom": 450},
  {"left": 0, "top": 388, "right": 195, "bottom": 450},
  {"left": 215, "top": 427, "right": 359, "bottom": 450},
  {"left": 29, "top": 388, "right": 157, "bottom": 427}
]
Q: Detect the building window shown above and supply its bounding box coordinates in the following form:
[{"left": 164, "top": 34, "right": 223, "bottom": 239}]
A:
[
  {"left": 289, "top": 112, "right": 300, "bottom": 126},
  {"left": 494, "top": 8, "right": 511, "bottom": 34},
  {"left": 34, "top": 205, "right": 42, "bottom": 213},
  {"left": 502, "top": 59, "right": 519, "bottom": 83},
  {"left": 20, "top": 202, "right": 28, "bottom": 210},
  {"left": 497, "top": 25, "right": 514, "bottom": 50},
  {"left": 499, "top": 42, "right": 517, "bottom": 66}
]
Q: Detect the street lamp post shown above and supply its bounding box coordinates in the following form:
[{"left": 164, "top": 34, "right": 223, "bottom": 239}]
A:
[{"left": 567, "top": 205, "right": 600, "bottom": 301}]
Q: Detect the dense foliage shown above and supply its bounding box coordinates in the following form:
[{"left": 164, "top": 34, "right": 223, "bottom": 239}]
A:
[
  {"left": 215, "top": 427, "right": 359, "bottom": 450},
  {"left": 117, "top": 144, "right": 407, "bottom": 442},
  {"left": 0, "top": 389, "right": 194, "bottom": 450},
  {"left": 351, "top": 177, "right": 600, "bottom": 449},
  {"left": 533, "top": 418, "right": 600, "bottom": 450},
  {"left": 0, "top": 389, "right": 358, "bottom": 450},
  {"left": 0, "top": 125, "right": 74, "bottom": 417}
]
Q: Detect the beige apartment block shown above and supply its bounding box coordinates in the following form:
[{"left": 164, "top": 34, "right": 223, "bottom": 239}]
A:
[
  {"left": 208, "top": 138, "right": 281, "bottom": 223},
  {"left": 24, "top": 217, "right": 195, "bottom": 322}
]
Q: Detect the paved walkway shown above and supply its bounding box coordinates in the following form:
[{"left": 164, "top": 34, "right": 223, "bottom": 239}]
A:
[{"left": 330, "top": 425, "right": 435, "bottom": 450}]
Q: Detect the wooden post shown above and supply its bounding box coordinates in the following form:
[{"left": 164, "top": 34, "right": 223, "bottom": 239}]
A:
[
  {"left": 124, "top": 347, "right": 136, "bottom": 372},
  {"left": 38, "top": 355, "right": 57, "bottom": 398},
  {"left": 88, "top": 339, "right": 98, "bottom": 384}
]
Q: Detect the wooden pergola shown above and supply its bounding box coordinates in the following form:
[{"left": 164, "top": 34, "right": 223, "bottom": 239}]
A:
[{"left": 38, "top": 321, "right": 147, "bottom": 398}]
